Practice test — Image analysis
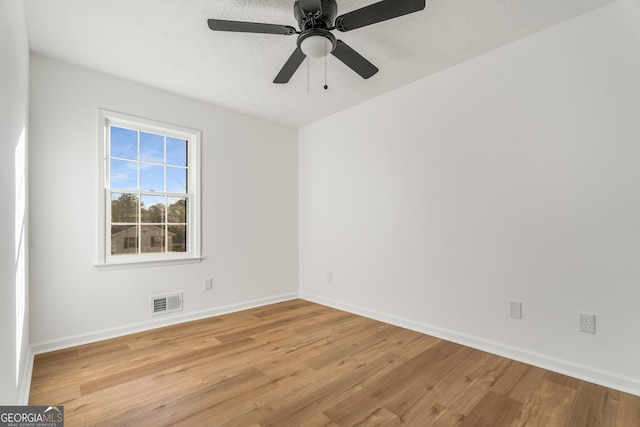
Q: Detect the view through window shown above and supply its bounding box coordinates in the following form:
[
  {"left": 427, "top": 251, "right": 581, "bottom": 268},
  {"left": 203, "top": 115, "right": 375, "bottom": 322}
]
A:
[{"left": 99, "top": 110, "right": 200, "bottom": 264}]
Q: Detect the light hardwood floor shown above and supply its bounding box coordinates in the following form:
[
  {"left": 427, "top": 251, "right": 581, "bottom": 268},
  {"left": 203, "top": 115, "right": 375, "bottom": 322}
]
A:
[{"left": 30, "top": 299, "right": 640, "bottom": 426}]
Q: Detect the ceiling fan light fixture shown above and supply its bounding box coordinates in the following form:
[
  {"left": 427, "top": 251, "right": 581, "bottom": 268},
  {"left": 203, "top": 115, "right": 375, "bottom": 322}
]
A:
[
  {"left": 298, "top": 29, "right": 336, "bottom": 58},
  {"left": 301, "top": 35, "right": 329, "bottom": 57}
]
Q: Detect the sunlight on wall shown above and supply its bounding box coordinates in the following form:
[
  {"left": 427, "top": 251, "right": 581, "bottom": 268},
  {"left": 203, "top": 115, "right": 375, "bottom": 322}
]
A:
[{"left": 15, "top": 126, "right": 26, "bottom": 385}]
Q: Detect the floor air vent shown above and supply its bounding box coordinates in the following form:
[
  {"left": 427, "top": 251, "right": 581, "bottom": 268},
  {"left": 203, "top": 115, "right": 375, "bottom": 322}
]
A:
[{"left": 151, "top": 292, "right": 183, "bottom": 316}]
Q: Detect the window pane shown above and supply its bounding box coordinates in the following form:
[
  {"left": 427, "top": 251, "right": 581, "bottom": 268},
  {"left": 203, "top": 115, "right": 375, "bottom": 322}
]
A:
[
  {"left": 110, "top": 127, "right": 137, "bottom": 160},
  {"left": 141, "top": 225, "right": 165, "bottom": 253},
  {"left": 111, "top": 225, "right": 138, "bottom": 255},
  {"left": 166, "top": 166, "right": 187, "bottom": 193},
  {"left": 141, "top": 195, "right": 165, "bottom": 223},
  {"left": 111, "top": 193, "right": 139, "bottom": 223},
  {"left": 168, "top": 225, "right": 187, "bottom": 253},
  {"left": 167, "top": 137, "right": 187, "bottom": 166},
  {"left": 168, "top": 197, "right": 186, "bottom": 223},
  {"left": 110, "top": 159, "right": 138, "bottom": 190},
  {"left": 139, "top": 163, "right": 164, "bottom": 191},
  {"left": 140, "top": 132, "right": 164, "bottom": 163}
]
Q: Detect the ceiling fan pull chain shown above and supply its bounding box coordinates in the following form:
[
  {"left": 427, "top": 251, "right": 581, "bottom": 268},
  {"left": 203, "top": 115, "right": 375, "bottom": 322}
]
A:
[
  {"left": 307, "top": 56, "right": 310, "bottom": 94},
  {"left": 324, "top": 39, "right": 328, "bottom": 90}
]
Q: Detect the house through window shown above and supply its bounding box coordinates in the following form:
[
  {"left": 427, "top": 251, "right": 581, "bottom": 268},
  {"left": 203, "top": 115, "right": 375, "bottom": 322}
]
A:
[{"left": 99, "top": 110, "right": 201, "bottom": 266}]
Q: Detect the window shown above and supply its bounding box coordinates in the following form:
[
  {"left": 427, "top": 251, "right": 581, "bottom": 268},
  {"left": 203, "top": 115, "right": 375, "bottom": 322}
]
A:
[
  {"left": 151, "top": 236, "right": 164, "bottom": 248},
  {"left": 124, "top": 237, "right": 138, "bottom": 250},
  {"left": 98, "top": 110, "right": 201, "bottom": 267}
]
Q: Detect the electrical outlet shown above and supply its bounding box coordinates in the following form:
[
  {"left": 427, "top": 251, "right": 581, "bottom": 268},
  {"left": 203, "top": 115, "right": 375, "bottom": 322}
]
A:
[
  {"left": 327, "top": 272, "right": 333, "bottom": 282},
  {"left": 204, "top": 277, "right": 213, "bottom": 291},
  {"left": 579, "top": 313, "right": 596, "bottom": 334},
  {"left": 508, "top": 301, "right": 522, "bottom": 319}
]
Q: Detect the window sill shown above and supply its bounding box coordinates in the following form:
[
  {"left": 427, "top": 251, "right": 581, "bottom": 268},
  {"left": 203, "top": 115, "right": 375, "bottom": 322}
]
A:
[{"left": 95, "top": 256, "right": 203, "bottom": 271}]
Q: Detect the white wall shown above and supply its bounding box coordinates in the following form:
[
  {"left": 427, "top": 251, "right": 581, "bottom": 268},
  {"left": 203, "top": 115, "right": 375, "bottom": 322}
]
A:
[
  {"left": 299, "top": 0, "right": 640, "bottom": 395},
  {"left": 0, "top": 1, "right": 31, "bottom": 404},
  {"left": 29, "top": 55, "right": 299, "bottom": 349}
]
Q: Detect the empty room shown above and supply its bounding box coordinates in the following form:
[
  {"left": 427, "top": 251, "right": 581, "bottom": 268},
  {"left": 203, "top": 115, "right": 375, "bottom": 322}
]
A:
[{"left": 2, "top": 0, "right": 640, "bottom": 425}]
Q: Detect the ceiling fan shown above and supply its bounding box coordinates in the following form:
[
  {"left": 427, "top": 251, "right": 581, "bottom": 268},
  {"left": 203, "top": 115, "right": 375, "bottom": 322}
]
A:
[{"left": 207, "top": 0, "right": 426, "bottom": 84}]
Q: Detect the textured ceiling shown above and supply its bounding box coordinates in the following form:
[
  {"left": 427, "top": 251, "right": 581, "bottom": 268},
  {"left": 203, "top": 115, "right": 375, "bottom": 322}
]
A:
[{"left": 24, "top": 0, "right": 615, "bottom": 127}]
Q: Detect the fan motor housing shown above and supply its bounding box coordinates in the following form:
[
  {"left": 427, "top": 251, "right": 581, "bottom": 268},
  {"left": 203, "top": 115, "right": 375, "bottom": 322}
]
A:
[{"left": 294, "top": 0, "right": 338, "bottom": 30}]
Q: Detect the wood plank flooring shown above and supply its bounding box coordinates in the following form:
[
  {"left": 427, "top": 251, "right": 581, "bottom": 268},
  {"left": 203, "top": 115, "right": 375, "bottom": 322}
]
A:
[{"left": 30, "top": 299, "right": 640, "bottom": 426}]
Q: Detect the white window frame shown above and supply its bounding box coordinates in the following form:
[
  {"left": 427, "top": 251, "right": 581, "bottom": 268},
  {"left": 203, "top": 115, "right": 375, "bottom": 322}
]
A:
[{"left": 96, "top": 109, "right": 202, "bottom": 268}]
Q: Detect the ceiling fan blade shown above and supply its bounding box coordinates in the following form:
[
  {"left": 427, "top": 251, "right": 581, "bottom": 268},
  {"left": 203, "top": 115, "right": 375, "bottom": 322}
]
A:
[
  {"left": 207, "top": 19, "right": 297, "bottom": 36},
  {"left": 298, "top": 0, "right": 323, "bottom": 16},
  {"left": 335, "top": 0, "right": 425, "bottom": 32},
  {"left": 331, "top": 40, "right": 378, "bottom": 79},
  {"left": 273, "top": 48, "right": 307, "bottom": 84}
]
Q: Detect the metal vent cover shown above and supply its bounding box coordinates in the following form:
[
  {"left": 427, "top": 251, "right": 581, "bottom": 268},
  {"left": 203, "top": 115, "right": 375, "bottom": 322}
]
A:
[{"left": 151, "top": 292, "right": 183, "bottom": 316}]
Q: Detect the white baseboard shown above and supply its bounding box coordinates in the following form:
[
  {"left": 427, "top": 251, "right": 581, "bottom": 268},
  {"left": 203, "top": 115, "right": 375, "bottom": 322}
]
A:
[
  {"left": 301, "top": 292, "right": 640, "bottom": 397},
  {"left": 30, "top": 293, "right": 298, "bottom": 355},
  {"left": 27, "top": 291, "right": 640, "bottom": 399}
]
